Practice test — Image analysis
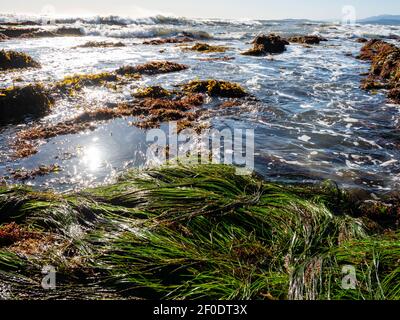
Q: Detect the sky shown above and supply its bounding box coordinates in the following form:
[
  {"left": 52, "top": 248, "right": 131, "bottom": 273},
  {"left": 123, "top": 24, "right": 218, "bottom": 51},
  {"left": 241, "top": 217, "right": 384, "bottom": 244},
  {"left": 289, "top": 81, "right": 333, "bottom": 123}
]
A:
[{"left": 0, "top": 0, "right": 399, "bottom": 20}]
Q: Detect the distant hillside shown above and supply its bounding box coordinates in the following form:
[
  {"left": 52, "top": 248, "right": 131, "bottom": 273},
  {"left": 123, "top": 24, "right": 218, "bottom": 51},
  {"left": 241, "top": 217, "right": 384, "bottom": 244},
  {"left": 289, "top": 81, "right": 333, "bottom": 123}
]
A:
[{"left": 358, "top": 15, "right": 400, "bottom": 25}]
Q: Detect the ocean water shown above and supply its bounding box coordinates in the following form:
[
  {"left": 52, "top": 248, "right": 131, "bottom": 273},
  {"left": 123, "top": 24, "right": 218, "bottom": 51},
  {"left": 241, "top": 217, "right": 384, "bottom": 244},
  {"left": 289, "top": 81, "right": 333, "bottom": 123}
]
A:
[{"left": 0, "top": 15, "right": 399, "bottom": 192}]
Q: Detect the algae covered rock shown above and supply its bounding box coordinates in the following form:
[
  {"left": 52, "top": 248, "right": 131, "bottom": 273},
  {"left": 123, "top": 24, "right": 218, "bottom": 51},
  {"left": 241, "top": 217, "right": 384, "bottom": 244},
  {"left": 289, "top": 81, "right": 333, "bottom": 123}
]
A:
[
  {"left": 182, "top": 80, "right": 247, "bottom": 98},
  {"left": 133, "top": 86, "right": 172, "bottom": 99},
  {"left": 287, "top": 35, "right": 327, "bottom": 45},
  {"left": 185, "top": 43, "right": 228, "bottom": 53},
  {"left": 0, "top": 50, "right": 41, "bottom": 71},
  {"left": 0, "top": 84, "right": 54, "bottom": 125},
  {"left": 55, "top": 72, "right": 119, "bottom": 94},
  {"left": 242, "top": 34, "right": 289, "bottom": 56},
  {"left": 358, "top": 39, "right": 400, "bottom": 104},
  {"left": 116, "top": 61, "right": 188, "bottom": 76}
]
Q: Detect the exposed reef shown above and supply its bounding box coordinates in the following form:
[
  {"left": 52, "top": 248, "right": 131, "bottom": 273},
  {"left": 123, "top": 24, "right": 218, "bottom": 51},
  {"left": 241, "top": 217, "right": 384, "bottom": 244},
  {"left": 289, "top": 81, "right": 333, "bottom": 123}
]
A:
[{"left": 242, "top": 34, "right": 289, "bottom": 56}]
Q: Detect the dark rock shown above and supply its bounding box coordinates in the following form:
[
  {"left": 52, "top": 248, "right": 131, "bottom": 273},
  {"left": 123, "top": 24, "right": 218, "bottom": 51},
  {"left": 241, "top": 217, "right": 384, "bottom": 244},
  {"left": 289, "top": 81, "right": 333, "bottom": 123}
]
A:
[
  {"left": 143, "top": 37, "right": 194, "bottom": 45},
  {"left": 356, "top": 38, "right": 368, "bottom": 43},
  {"left": 19, "top": 30, "right": 58, "bottom": 38},
  {"left": 0, "top": 27, "right": 40, "bottom": 38},
  {"left": 242, "top": 34, "right": 288, "bottom": 56}
]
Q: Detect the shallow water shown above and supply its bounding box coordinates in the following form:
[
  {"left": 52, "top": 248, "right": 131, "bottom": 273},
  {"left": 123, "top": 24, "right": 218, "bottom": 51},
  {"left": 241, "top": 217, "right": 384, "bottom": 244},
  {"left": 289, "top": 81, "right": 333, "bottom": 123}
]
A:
[{"left": 0, "top": 15, "right": 399, "bottom": 192}]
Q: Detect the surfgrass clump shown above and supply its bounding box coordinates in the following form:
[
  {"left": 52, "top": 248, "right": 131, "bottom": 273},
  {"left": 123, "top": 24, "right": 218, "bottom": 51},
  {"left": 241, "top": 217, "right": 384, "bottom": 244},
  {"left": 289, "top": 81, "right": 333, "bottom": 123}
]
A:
[
  {"left": 0, "top": 50, "right": 40, "bottom": 71},
  {"left": 0, "top": 164, "right": 399, "bottom": 300}
]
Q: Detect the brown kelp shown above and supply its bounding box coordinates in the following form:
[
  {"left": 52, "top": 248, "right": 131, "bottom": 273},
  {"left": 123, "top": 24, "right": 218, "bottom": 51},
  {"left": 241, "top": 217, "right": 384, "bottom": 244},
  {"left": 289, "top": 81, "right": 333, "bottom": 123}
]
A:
[
  {"left": 0, "top": 50, "right": 40, "bottom": 71},
  {"left": 0, "top": 84, "right": 54, "bottom": 125},
  {"left": 358, "top": 40, "right": 400, "bottom": 104},
  {"left": 0, "top": 164, "right": 398, "bottom": 300}
]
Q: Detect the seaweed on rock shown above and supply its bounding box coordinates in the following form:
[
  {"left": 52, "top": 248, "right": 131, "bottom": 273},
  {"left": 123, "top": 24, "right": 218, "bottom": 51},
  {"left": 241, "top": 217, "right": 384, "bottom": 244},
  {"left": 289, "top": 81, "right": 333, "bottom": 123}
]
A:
[
  {"left": 242, "top": 34, "right": 289, "bottom": 56},
  {"left": 184, "top": 42, "right": 228, "bottom": 53},
  {"left": 116, "top": 61, "right": 188, "bottom": 76},
  {"left": 358, "top": 40, "right": 400, "bottom": 104},
  {"left": 0, "top": 84, "right": 54, "bottom": 125},
  {"left": 181, "top": 79, "right": 248, "bottom": 98},
  {"left": 0, "top": 50, "right": 40, "bottom": 71}
]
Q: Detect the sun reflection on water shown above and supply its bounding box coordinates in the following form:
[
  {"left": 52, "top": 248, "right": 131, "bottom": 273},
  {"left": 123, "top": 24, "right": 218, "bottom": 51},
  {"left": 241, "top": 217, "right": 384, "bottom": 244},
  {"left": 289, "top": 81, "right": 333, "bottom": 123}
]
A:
[{"left": 80, "top": 144, "right": 103, "bottom": 172}]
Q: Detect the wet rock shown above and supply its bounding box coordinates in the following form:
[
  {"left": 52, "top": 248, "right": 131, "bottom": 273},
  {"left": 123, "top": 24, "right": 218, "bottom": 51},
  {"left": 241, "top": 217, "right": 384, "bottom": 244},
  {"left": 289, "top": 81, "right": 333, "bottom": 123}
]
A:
[
  {"left": 0, "top": 33, "right": 8, "bottom": 41},
  {"left": 287, "top": 35, "right": 327, "bottom": 45},
  {"left": 75, "top": 41, "right": 126, "bottom": 48},
  {"left": 0, "top": 50, "right": 41, "bottom": 71},
  {"left": 54, "top": 27, "right": 83, "bottom": 36},
  {"left": 0, "top": 27, "right": 83, "bottom": 39},
  {"left": 19, "top": 30, "right": 58, "bottom": 38},
  {"left": 182, "top": 80, "right": 247, "bottom": 98},
  {"left": 242, "top": 34, "right": 289, "bottom": 56},
  {"left": 356, "top": 38, "right": 368, "bottom": 43},
  {"left": 116, "top": 61, "right": 188, "bottom": 76},
  {"left": 0, "top": 84, "right": 54, "bottom": 125},
  {"left": 197, "top": 56, "right": 235, "bottom": 62},
  {"left": 143, "top": 37, "right": 194, "bottom": 45}
]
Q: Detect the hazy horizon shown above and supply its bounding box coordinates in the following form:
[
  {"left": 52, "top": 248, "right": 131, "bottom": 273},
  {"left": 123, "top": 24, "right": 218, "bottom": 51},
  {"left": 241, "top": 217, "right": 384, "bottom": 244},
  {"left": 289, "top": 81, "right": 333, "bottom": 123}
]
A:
[{"left": 0, "top": 0, "right": 399, "bottom": 21}]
